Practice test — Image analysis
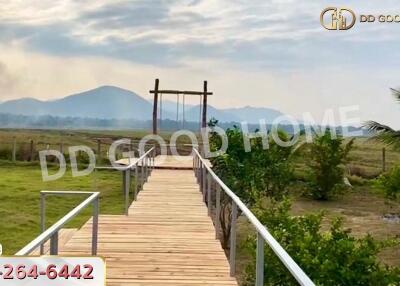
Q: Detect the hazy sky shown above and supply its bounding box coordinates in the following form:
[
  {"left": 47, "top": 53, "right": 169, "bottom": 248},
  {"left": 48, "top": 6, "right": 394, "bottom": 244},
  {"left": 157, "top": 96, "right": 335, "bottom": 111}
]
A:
[{"left": 0, "top": 0, "right": 399, "bottom": 127}]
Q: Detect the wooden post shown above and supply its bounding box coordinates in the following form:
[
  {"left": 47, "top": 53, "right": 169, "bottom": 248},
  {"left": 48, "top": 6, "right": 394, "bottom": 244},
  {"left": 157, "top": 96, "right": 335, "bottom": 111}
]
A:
[
  {"left": 152, "top": 79, "right": 159, "bottom": 134},
  {"left": 202, "top": 81, "right": 208, "bottom": 128},
  {"left": 97, "top": 140, "right": 101, "bottom": 160},
  {"left": 60, "top": 142, "right": 64, "bottom": 154},
  {"left": 29, "top": 140, "right": 34, "bottom": 162},
  {"left": 382, "top": 147, "right": 386, "bottom": 172},
  {"left": 12, "top": 137, "right": 16, "bottom": 162}
]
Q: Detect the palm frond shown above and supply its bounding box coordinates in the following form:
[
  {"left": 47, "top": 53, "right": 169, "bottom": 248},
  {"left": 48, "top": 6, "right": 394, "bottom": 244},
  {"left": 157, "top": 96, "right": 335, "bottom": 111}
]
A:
[
  {"left": 364, "top": 120, "right": 394, "bottom": 133},
  {"left": 390, "top": 88, "right": 400, "bottom": 103},
  {"left": 364, "top": 120, "right": 400, "bottom": 148}
]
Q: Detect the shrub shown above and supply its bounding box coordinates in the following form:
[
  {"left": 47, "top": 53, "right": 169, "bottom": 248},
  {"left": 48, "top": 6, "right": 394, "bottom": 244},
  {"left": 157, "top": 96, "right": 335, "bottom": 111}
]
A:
[
  {"left": 375, "top": 165, "right": 400, "bottom": 201},
  {"left": 208, "top": 122, "right": 295, "bottom": 249},
  {"left": 307, "top": 132, "right": 354, "bottom": 200},
  {"left": 243, "top": 199, "right": 400, "bottom": 286}
]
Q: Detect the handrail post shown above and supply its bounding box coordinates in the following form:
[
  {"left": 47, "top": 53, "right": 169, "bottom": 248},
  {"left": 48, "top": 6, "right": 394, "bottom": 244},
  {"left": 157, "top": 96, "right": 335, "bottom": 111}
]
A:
[
  {"left": 202, "top": 167, "right": 207, "bottom": 202},
  {"left": 207, "top": 173, "right": 211, "bottom": 216},
  {"left": 144, "top": 157, "right": 148, "bottom": 182},
  {"left": 40, "top": 193, "right": 46, "bottom": 255},
  {"left": 256, "top": 232, "right": 265, "bottom": 286},
  {"left": 199, "top": 162, "right": 203, "bottom": 192},
  {"left": 124, "top": 169, "right": 130, "bottom": 215},
  {"left": 140, "top": 162, "right": 144, "bottom": 190},
  {"left": 147, "top": 156, "right": 149, "bottom": 180},
  {"left": 198, "top": 157, "right": 201, "bottom": 183},
  {"left": 215, "top": 185, "right": 221, "bottom": 239},
  {"left": 135, "top": 166, "right": 139, "bottom": 200},
  {"left": 50, "top": 231, "right": 58, "bottom": 255},
  {"left": 92, "top": 197, "right": 99, "bottom": 255},
  {"left": 122, "top": 170, "right": 126, "bottom": 195},
  {"left": 194, "top": 156, "right": 198, "bottom": 180},
  {"left": 230, "top": 201, "right": 237, "bottom": 277}
]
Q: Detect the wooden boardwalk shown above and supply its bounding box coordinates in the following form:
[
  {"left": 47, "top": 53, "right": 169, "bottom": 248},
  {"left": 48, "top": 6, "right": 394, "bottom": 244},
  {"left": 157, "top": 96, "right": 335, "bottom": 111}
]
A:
[{"left": 61, "top": 158, "right": 237, "bottom": 285}]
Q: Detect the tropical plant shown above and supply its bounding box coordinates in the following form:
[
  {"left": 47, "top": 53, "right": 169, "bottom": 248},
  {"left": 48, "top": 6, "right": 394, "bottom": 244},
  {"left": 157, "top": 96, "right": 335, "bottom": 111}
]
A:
[
  {"left": 243, "top": 199, "right": 400, "bottom": 286},
  {"left": 375, "top": 164, "right": 400, "bottom": 201},
  {"left": 307, "top": 131, "right": 354, "bottom": 200},
  {"left": 365, "top": 88, "right": 400, "bottom": 149}
]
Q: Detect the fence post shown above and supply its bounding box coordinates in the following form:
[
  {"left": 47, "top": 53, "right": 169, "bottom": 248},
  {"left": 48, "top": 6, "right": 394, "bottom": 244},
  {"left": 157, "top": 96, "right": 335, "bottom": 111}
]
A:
[
  {"left": 256, "top": 233, "right": 265, "bottom": 286},
  {"left": 230, "top": 201, "right": 238, "bottom": 276},
  {"left": 382, "top": 147, "right": 386, "bottom": 173},
  {"left": 29, "top": 140, "right": 34, "bottom": 161},
  {"left": 97, "top": 140, "right": 101, "bottom": 162},
  {"left": 60, "top": 142, "right": 64, "bottom": 154},
  {"left": 92, "top": 197, "right": 99, "bottom": 255},
  {"left": 12, "top": 137, "right": 16, "bottom": 162}
]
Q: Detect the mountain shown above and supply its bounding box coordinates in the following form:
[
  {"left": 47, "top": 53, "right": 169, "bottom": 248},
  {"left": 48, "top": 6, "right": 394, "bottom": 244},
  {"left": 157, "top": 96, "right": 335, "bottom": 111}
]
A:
[
  {"left": 184, "top": 105, "right": 241, "bottom": 123},
  {"left": 0, "top": 86, "right": 172, "bottom": 120},
  {"left": 0, "top": 86, "right": 285, "bottom": 124},
  {"left": 222, "top": 106, "right": 284, "bottom": 124},
  {"left": 150, "top": 101, "right": 284, "bottom": 123}
]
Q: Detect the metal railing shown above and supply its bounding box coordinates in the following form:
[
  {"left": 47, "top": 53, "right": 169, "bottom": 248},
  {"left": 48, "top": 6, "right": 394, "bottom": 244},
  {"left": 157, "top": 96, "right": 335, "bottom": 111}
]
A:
[
  {"left": 95, "top": 147, "right": 155, "bottom": 215},
  {"left": 16, "top": 191, "right": 99, "bottom": 256},
  {"left": 193, "top": 148, "right": 315, "bottom": 286}
]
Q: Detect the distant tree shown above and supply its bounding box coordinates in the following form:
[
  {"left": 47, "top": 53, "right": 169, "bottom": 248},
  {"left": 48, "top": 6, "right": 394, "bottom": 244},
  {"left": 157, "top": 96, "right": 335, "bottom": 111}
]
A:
[
  {"left": 365, "top": 88, "right": 400, "bottom": 149},
  {"left": 307, "top": 131, "right": 354, "bottom": 200}
]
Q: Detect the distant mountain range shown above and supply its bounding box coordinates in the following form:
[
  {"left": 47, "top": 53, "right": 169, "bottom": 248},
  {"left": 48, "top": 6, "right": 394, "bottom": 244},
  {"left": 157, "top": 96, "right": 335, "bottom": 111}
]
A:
[{"left": 0, "top": 86, "right": 285, "bottom": 124}]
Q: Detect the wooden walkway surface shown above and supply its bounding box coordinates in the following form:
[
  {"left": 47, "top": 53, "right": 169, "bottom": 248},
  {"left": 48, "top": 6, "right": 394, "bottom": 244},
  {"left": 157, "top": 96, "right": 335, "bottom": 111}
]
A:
[{"left": 61, "top": 158, "right": 237, "bottom": 285}]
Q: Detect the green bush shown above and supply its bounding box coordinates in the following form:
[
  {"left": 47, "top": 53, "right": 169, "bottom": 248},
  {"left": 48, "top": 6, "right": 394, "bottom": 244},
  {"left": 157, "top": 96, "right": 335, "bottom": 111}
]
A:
[
  {"left": 307, "top": 132, "right": 354, "bottom": 200},
  {"left": 243, "top": 199, "right": 400, "bottom": 286},
  {"left": 209, "top": 125, "right": 294, "bottom": 202},
  {"left": 208, "top": 122, "right": 295, "bottom": 248},
  {"left": 375, "top": 165, "right": 400, "bottom": 201}
]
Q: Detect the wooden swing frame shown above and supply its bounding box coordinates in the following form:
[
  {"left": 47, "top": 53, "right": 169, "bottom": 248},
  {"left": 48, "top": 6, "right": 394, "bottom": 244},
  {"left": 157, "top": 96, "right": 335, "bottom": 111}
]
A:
[{"left": 150, "top": 78, "right": 213, "bottom": 134}]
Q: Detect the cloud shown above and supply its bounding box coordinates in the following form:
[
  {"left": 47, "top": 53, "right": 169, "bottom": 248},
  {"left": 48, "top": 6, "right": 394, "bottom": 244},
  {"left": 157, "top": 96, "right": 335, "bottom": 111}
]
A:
[
  {"left": 0, "top": 0, "right": 399, "bottom": 70},
  {"left": 0, "top": 1, "right": 399, "bottom": 127},
  {"left": 0, "top": 61, "right": 20, "bottom": 96}
]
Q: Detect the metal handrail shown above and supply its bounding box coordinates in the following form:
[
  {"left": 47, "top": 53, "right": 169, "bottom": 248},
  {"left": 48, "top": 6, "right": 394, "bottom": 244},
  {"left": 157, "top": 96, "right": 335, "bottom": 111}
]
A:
[
  {"left": 16, "top": 191, "right": 99, "bottom": 256},
  {"left": 193, "top": 148, "right": 315, "bottom": 286},
  {"left": 94, "top": 147, "right": 155, "bottom": 215}
]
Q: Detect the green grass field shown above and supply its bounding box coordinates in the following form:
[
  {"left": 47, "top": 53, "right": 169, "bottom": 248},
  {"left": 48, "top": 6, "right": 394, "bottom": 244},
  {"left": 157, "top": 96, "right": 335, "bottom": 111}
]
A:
[{"left": 0, "top": 160, "right": 130, "bottom": 254}]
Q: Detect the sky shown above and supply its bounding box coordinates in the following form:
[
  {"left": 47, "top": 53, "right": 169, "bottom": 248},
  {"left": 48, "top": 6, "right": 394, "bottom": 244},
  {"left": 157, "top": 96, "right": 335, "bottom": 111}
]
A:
[{"left": 0, "top": 0, "right": 399, "bottom": 127}]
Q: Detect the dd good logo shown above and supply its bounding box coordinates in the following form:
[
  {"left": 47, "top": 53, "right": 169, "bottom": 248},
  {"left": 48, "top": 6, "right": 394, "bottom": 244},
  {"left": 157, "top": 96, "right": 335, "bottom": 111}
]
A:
[{"left": 320, "top": 7, "right": 356, "bottom": 30}]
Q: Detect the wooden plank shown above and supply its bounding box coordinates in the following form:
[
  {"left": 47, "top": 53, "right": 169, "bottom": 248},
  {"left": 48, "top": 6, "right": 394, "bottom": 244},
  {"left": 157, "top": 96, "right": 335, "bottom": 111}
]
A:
[{"left": 60, "top": 164, "right": 237, "bottom": 285}]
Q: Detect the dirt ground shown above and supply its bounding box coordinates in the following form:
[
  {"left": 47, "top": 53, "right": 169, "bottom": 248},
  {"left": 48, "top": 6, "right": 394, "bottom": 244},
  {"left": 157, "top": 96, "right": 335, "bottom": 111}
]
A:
[{"left": 292, "top": 187, "right": 400, "bottom": 266}]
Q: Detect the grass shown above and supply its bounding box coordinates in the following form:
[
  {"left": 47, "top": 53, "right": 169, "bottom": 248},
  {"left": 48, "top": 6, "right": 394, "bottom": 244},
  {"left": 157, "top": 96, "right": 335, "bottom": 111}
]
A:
[{"left": 0, "top": 160, "right": 130, "bottom": 255}]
